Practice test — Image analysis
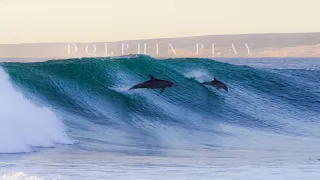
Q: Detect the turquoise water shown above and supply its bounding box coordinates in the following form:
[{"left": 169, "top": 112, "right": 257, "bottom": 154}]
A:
[{"left": 0, "top": 55, "right": 320, "bottom": 179}]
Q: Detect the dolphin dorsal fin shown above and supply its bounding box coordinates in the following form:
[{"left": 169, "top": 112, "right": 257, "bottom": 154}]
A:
[
  {"left": 149, "top": 75, "right": 156, "bottom": 80},
  {"left": 214, "top": 77, "right": 218, "bottom": 81}
]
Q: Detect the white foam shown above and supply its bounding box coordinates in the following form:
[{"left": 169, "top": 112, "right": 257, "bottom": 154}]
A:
[
  {"left": 1, "top": 172, "right": 44, "bottom": 180},
  {"left": 183, "top": 69, "right": 212, "bottom": 82},
  {"left": 109, "top": 72, "right": 139, "bottom": 93},
  {"left": 0, "top": 68, "right": 72, "bottom": 153},
  {"left": 0, "top": 172, "right": 66, "bottom": 180},
  {"left": 110, "top": 86, "right": 131, "bottom": 93}
]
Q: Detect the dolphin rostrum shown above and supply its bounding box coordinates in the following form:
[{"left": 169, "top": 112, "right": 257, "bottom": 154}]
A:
[
  {"left": 202, "top": 78, "right": 228, "bottom": 92},
  {"left": 129, "top": 75, "right": 177, "bottom": 93}
]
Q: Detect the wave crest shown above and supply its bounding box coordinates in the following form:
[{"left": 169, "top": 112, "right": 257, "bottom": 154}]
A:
[{"left": 0, "top": 68, "right": 72, "bottom": 153}]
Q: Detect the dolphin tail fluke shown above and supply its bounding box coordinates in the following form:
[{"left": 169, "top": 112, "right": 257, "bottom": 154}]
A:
[
  {"left": 160, "top": 88, "right": 166, "bottom": 93},
  {"left": 224, "top": 87, "right": 228, "bottom": 92}
]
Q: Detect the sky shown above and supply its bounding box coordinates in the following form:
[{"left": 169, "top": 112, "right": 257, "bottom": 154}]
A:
[{"left": 0, "top": 0, "right": 319, "bottom": 44}]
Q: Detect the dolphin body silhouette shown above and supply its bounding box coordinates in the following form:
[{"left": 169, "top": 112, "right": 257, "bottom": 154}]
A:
[
  {"left": 129, "top": 75, "right": 176, "bottom": 93},
  {"left": 202, "top": 78, "right": 228, "bottom": 92}
]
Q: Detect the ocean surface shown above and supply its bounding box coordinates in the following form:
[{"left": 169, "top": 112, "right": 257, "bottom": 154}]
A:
[{"left": 0, "top": 55, "right": 320, "bottom": 180}]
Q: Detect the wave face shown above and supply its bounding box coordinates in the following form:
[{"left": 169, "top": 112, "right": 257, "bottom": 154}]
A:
[{"left": 1, "top": 55, "right": 320, "bottom": 154}]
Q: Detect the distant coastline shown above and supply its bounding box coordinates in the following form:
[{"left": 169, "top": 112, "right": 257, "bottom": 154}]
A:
[{"left": 1, "top": 32, "right": 320, "bottom": 61}]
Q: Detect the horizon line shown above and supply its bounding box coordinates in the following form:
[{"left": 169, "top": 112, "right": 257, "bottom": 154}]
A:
[{"left": 1, "top": 31, "right": 320, "bottom": 45}]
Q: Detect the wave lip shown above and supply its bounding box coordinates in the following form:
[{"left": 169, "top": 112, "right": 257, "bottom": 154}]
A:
[{"left": 0, "top": 68, "right": 72, "bottom": 154}]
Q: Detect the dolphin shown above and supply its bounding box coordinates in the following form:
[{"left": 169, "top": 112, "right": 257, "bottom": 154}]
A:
[
  {"left": 202, "top": 78, "right": 228, "bottom": 92},
  {"left": 129, "top": 75, "right": 177, "bottom": 93}
]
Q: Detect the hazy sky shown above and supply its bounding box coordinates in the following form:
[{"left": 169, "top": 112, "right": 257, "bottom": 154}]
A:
[{"left": 0, "top": 0, "right": 319, "bottom": 44}]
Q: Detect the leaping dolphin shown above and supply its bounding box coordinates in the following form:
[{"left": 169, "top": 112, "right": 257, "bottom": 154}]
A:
[
  {"left": 129, "top": 75, "right": 177, "bottom": 93},
  {"left": 202, "top": 78, "right": 228, "bottom": 92}
]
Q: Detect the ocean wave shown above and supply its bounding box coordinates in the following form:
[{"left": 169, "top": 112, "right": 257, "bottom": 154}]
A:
[{"left": 1, "top": 55, "right": 320, "bottom": 153}]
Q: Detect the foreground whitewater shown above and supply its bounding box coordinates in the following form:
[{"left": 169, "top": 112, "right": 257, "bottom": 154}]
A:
[{"left": 0, "top": 55, "right": 319, "bottom": 180}]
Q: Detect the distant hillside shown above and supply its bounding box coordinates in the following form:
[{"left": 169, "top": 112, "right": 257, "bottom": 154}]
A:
[{"left": 0, "top": 32, "right": 320, "bottom": 61}]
